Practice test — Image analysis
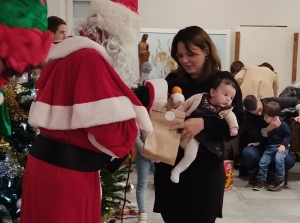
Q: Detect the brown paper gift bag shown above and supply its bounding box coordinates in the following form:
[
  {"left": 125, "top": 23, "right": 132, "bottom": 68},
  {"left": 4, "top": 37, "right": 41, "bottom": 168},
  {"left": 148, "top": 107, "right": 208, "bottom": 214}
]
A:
[{"left": 142, "top": 104, "right": 185, "bottom": 166}]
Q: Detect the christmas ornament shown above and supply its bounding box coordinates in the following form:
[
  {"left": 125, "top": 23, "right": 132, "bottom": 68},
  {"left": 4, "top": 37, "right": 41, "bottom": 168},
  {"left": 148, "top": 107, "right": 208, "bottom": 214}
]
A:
[
  {"left": 0, "top": 137, "right": 9, "bottom": 149},
  {"left": 19, "top": 123, "right": 27, "bottom": 131},
  {"left": 116, "top": 182, "right": 135, "bottom": 193},
  {"left": 16, "top": 199, "right": 21, "bottom": 209},
  {"left": 30, "top": 69, "right": 41, "bottom": 82},
  {"left": 126, "top": 183, "right": 135, "bottom": 194}
]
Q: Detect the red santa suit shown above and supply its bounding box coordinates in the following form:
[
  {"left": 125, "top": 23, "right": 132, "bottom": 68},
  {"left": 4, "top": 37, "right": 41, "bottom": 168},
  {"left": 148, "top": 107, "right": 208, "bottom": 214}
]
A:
[{"left": 19, "top": 0, "right": 168, "bottom": 223}]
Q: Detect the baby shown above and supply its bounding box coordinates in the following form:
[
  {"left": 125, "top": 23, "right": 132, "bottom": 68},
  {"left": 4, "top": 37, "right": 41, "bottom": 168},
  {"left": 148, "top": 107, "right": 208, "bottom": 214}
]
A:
[{"left": 171, "top": 78, "right": 239, "bottom": 183}]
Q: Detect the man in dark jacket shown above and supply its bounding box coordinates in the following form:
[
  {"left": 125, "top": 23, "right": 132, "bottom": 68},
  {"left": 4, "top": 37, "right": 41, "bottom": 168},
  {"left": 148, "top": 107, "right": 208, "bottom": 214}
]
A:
[{"left": 240, "top": 95, "right": 299, "bottom": 183}]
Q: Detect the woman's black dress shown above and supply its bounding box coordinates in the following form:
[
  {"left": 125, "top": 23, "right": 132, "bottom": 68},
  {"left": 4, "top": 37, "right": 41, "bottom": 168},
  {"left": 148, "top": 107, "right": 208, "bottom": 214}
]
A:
[{"left": 153, "top": 71, "right": 246, "bottom": 221}]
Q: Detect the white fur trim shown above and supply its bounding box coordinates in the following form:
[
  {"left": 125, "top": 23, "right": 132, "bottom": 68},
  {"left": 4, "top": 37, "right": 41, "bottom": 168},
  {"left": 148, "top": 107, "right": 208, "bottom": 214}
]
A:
[
  {"left": 46, "top": 36, "right": 111, "bottom": 63},
  {"left": 86, "top": 0, "right": 141, "bottom": 85},
  {"left": 87, "top": 0, "right": 141, "bottom": 44},
  {"left": 28, "top": 96, "right": 153, "bottom": 133},
  {"left": 134, "top": 106, "right": 153, "bottom": 133},
  {"left": 146, "top": 79, "right": 168, "bottom": 109},
  {"left": 88, "top": 133, "right": 119, "bottom": 158}
]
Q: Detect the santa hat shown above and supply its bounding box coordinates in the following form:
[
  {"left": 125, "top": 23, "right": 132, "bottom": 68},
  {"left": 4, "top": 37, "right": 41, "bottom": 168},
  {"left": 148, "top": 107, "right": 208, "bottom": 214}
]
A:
[
  {"left": 86, "top": 0, "right": 140, "bottom": 40},
  {"left": 82, "top": 0, "right": 141, "bottom": 88},
  {"left": 0, "top": 0, "right": 52, "bottom": 74}
]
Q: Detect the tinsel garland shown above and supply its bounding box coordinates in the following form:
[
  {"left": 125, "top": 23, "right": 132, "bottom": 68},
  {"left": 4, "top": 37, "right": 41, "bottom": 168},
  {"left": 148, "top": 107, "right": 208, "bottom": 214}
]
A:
[
  {"left": 0, "top": 158, "right": 24, "bottom": 179},
  {"left": 0, "top": 70, "right": 41, "bottom": 223},
  {"left": 3, "top": 69, "right": 41, "bottom": 121},
  {"left": 4, "top": 84, "right": 28, "bottom": 121},
  {"left": 0, "top": 204, "right": 13, "bottom": 223}
]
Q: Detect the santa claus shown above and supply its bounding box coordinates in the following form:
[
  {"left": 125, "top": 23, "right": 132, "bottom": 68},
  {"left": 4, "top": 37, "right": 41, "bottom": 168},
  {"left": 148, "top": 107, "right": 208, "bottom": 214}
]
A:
[{"left": 21, "top": 0, "right": 168, "bottom": 222}]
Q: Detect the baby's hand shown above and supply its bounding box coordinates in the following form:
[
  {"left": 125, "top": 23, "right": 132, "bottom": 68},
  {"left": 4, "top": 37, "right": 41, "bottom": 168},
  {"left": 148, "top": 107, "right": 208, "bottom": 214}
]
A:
[
  {"left": 277, "top": 145, "right": 286, "bottom": 153},
  {"left": 248, "top": 142, "right": 260, "bottom": 146},
  {"left": 230, "top": 127, "right": 238, "bottom": 136}
]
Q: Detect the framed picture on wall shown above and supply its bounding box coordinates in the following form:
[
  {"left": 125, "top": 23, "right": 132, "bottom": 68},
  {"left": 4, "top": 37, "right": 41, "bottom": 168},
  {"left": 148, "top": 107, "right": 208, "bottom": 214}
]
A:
[{"left": 138, "top": 28, "right": 231, "bottom": 79}]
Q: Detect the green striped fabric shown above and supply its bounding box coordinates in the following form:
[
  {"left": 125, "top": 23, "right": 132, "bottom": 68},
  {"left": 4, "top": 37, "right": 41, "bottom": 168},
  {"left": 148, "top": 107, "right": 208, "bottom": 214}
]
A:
[{"left": 0, "top": 0, "right": 48, "bottom": 31}]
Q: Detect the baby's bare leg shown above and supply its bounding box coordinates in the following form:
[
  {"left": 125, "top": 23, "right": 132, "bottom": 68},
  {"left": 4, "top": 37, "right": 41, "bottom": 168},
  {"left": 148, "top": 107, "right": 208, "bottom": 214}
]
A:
[{"left": 171, "top": 139, "right": 199, "bottom": 183}]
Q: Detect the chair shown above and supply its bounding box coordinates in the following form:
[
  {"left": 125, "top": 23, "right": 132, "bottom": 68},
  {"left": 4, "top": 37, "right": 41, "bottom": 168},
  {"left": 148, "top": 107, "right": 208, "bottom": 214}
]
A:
[{"left": 285, "top": 170, "right": 288, "bottom": 185}]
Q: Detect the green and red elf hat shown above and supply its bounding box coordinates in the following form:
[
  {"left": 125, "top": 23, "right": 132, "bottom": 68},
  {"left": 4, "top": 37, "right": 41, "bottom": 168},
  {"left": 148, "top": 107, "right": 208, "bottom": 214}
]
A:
[{"left": 0, "top": 0, "right": 52, "bottom": 74}]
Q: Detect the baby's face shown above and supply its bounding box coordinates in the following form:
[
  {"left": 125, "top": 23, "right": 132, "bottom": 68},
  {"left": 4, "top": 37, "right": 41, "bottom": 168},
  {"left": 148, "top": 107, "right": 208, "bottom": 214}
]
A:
[{"left": 210, "top": 83, "right": 236, "bottom": 107}]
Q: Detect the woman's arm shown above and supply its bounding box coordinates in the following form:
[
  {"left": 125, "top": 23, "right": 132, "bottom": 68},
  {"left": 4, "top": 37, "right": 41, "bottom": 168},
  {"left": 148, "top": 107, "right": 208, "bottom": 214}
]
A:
[{"left": 198, "top": 71, "right": 246, "bottom": 142}]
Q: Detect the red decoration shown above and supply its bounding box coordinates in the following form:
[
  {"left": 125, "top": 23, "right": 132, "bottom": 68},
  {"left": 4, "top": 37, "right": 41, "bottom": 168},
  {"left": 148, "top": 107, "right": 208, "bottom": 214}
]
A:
[
  {"left": 111, "top": 0, "right": 138, "bottom": 13},
  {"left": 0, "top": 24, "right": 52, "bottom": 73}
]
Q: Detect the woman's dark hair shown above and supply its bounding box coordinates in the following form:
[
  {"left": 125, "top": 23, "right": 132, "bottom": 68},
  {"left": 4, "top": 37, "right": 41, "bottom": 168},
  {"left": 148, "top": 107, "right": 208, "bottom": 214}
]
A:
[
  {"left": 259, "top": 62, "right": 274, "bottom": 72},
  {"left": 263, "top": 102, "right": 280, "bottom": 117},
  {"left": 171, "top": 26, "right": 221, "bottom": 82},
  {"left": 230, "top": 61, "right": 244, "bottom": 75}
]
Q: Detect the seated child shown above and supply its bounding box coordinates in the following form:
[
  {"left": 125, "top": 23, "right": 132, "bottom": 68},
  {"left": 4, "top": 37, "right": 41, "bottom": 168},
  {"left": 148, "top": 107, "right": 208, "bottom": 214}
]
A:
[
  {"left": 170, "top": 78, "right": 239, "bottom": 183},
  {"left": 251, "top": 102, "right": 292, "bottom": 191}
]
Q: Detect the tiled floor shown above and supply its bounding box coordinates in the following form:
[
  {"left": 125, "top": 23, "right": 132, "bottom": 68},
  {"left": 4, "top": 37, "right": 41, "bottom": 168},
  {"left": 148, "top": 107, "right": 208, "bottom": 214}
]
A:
[{"left": 117, "top": 163, "right": 300, "bottom": 223}]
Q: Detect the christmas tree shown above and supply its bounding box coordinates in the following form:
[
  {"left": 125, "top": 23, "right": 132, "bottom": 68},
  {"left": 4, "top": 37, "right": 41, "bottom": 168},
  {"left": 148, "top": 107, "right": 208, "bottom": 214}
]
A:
[
  {"left": 0, "top": 70, "right": 133, "bottom": 223},
  {"left": 0, "top": 71, "right": 39, "bottom": 223},
  {"left": 101, "top": 166, "right": 133, "bottom": 223}
]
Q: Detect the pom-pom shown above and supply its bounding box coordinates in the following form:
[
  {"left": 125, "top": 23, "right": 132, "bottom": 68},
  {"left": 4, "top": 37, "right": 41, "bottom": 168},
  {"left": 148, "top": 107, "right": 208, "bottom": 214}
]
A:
[
  {"left": 0, "top": 24, "right": 52, "bottom": 73},
  {"left": 171, "top": 93, "right": 185, "bottom": 104}
]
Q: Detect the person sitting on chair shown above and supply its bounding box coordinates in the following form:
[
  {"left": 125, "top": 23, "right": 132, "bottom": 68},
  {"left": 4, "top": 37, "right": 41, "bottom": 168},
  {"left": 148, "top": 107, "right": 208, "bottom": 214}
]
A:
[
  {"left": 251, "top": 102, "right": 292, "bottom": 191},
  {"left": 240, "top": 95, "right": 298, "bottom": 184}
]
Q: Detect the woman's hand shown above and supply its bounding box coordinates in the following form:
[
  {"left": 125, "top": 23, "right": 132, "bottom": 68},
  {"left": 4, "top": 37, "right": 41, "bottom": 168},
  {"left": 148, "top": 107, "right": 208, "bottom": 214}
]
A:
[{"left": 169, "top": 118, "right": 204, "bottom": 142}]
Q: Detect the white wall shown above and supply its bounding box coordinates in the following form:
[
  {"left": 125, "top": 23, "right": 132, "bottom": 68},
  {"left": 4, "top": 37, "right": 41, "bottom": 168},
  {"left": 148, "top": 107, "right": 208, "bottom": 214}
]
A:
[
  {"left": 139, "top": 0, "right": 300, "bottom": 65},
  {"left": 139, "top": 0, "right": 300, "bottom": 30},
  {"left": 237, "top": 27, "right": 299, "bottom": 92},
  {"left": 48, "top": 0, "right": 300, "bottom": 66},
  {"left": 48, "top": 0, "right": 67, "bottom": 20}
]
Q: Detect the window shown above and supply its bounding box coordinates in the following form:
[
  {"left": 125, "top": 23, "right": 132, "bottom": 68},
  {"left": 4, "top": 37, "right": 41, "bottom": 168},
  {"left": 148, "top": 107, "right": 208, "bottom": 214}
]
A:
[{"left": 73, "top": 1, "right": 90, "bottom": 18}]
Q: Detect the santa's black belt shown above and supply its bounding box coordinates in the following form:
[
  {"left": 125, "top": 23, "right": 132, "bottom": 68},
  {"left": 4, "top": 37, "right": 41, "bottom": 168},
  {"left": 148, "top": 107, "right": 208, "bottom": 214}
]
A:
[{"left": 29, "top": 134, "right": 112, "bottom": 172}]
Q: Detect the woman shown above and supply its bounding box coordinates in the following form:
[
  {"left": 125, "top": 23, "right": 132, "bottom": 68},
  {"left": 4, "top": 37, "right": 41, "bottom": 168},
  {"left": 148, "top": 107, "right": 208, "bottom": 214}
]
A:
[{"left": 153, "top": 26, "right": 246, "bottom": 223}]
